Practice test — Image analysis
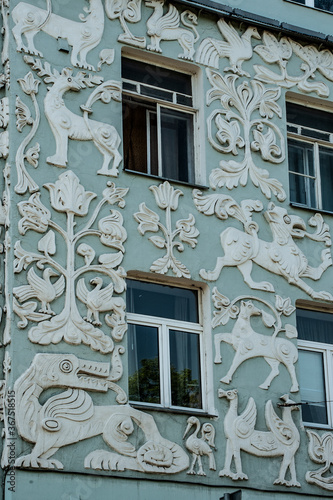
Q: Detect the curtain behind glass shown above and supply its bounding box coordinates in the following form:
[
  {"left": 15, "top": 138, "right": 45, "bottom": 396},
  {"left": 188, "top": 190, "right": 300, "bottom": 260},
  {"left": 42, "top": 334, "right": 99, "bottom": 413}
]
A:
[{"left": 297, "top": 308, "right": 333, "bottom": 344}]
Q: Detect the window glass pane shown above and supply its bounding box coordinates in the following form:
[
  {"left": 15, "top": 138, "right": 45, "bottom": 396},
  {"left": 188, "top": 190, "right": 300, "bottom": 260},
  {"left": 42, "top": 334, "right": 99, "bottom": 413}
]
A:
[
  {"left": 297, "top": 308, "right": 333, "bottom": 344},
  {"left": 288, "top": 140, "right": 316, "bottom": 206},
  {"left": 123, "top": 98, "right": 149, "bottom": 174},
  {"left": 122, "top": 59, "right": 192, "bottom": 96},
  {"left": 128, "top": 324, "right": 160, "bottom": 404},
  {"left": 169, "top": 330, "right": 202, "bottom": 408},
  {"left": 315, "top": 0, "right": 333, "bottom": 11},
  {"left": 127, "top": 280, "right": 199, "bottom": 322},
  {"left": 299, "top": 350, "right": 327, "bottom": 425},
  {"left": 287, "top": 103, "right": 333, "bottom": 133},
  {"left": 319, "top": 146, "right": 333, "bottom": 211},
  {"left": 160, "top": 108, "right": 194, "bottom": 183},
  {"left": 288, "top": 139, "right": 314, "bottom": 176}
]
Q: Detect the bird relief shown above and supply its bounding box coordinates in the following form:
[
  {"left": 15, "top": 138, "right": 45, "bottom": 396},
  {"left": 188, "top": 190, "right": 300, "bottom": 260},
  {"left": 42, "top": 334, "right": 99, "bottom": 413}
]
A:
[
  {"left": 134, "top": 181, "right": 199, "bottom": 278},
  {"left": 145, "top": 0, "right": 199, "bottom": 61},
  {"left": 205, "top": 68, "right": 286, "bottom": 201},
  {"left": 219, "top": 390, "right": 300, "bottom": 487},
  {"left": 24, "top": 56, "right": 122, "bottom": 177},
  {"left": 254, "top": 31, "right": 333, "bottom": 98},
  {"left": 212, "top": 291, "right": 299, "bottom": 393},
  {"left": 306, "top": 430, "right": 333, "bottom": 491},
  {"left": 14, "top": 353, "right": 189, "bottom": 473},
  {"left": 13, "top": 170, "right": 128, "bottom": 354},
  {"left": 196, "top": 18, "right": 260, "bottom": 76},
  {"left": 183, "top": 417, "right": 216, "bottom": 476},
  {"left": 193, "top": 191, "right": 333, "bottom": 301}
]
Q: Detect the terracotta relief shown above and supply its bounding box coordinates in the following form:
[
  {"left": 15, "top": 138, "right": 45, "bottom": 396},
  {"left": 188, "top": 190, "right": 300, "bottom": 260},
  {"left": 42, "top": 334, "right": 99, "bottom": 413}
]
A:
[
  {"left": 12, "top": 0, "right": 105, "bottom": 71},
  {"left": 254, "top": 31, "right": 333, "bottom": 98},
  {"left": 219, "top": 390, "right": 300, "bottom": 487},
  {"left": 212, "top": 292, "right": 299, "bottom": 392},
  {"left": 105, "top": 0, "right": 146, "bottom": 48},
  {"left": 13, "top": 171, "right": 128, "bottom": 353},
  {"left": 145, "top": 0, "right": 199, "bottom": 61},
  {"left": 194, "top": 191, "right": 333, "bottom": 301},
  {"left": 15, "top": 353, "right": 189, "bottom": 474},
  {"left": 196, "top": 19, "right": 260, "bottom": 76},
  {"left": 135, "top": 181, "right": 199, "bottom": 278},
  {"left": 24, "top": 57, "right": 122, "bottom": 177},
  {"left": 183, "top": 417, "right": 216, "bottom": 476},
  {"left": 205, "top": 69, "right": 286, "bottom": 201},
  {"left": 306, "top": 430, "right": 333, "bottom": 491}
]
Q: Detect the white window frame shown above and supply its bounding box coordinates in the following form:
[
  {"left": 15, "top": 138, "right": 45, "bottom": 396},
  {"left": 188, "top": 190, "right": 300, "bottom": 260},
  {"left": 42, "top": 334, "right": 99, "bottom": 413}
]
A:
[
  {"left": 297, "top": 305, "right": 333, "bottom": 428},
  {"left": 286, "top": 0, "right": 333, "bottom": 12},
  {"left": 287, "top": 103, "right": 333, "bottom": 211},
  {"left": 126, "top": 277, "right": 216, "bottom": 415},
  {"left": 121, "top": 53, "right": 204, "bottom": 185}
]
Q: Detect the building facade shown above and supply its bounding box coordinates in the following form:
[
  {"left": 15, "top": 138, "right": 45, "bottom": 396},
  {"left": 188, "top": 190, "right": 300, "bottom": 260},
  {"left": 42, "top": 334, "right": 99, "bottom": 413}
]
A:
[{"left": 0, "top": 0, "right": 333, "bottom": 498}]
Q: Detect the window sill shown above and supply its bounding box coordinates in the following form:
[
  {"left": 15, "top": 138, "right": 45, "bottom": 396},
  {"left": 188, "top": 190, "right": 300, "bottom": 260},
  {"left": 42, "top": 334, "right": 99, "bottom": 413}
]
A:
[
  {"left": 290, "top": 201, "right": 333, "bottom": 216},
  {"left": 124, "top": 169, "right": 209, "bottom": 190},
  {"left": 284, "top": 0, "right": 333, "bottom": 15},
  {"left": 302, "top": 422, "right": 333, "bottom": 431},
  {"left": 130, "top": 402, "right": 218, "bottom": 418}
]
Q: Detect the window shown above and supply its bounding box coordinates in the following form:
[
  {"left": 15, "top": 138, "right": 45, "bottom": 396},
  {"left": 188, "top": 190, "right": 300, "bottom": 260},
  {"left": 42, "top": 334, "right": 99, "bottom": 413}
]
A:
[
  {"left": 122, "top": 58, "right": 198, "bottom": 184},
  {"left": 290, "top": 0, "right": 333, "bottom": 12},
  {"left": 127, "top": 279, "right": 204, "bottom": 410},
  {"left": 287, "top": 102, "right": 333, "bottom": 212},
  {"left": 297, "top": 306, "right": 333, "bottom": 427}
]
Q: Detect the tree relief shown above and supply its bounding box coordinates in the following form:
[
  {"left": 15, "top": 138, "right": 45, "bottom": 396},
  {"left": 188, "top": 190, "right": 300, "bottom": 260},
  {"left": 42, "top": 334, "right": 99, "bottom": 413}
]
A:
[
  {"left": 13, "top": 171, "right": 128, "bottom": 354},
  {"left": 206, "top": 69, "right": 286, "bottom": 201},
  {"left": 134, "top": 181, "right": 199, "bottom": 278},
  {"left": 306, "top": 430, "right": 333, "bottom": 491},
  {"left": 254, "top": 31, "right": 333, "bottom": 98}
]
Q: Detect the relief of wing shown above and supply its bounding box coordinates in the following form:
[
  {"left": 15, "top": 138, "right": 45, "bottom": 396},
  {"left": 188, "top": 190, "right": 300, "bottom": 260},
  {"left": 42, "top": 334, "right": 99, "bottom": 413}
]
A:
[
  {"left": 196, "top": 38, "right": 229, "bottom": 68},
  {"left": 76, "top": 278, "right": 89, "bottom": 305},
  {"left": 54, "top": 275, "right": 65, "bottom": 298},
  {"left": 155, "top": 4, "right": 180, "bottom": 32},
  {"left": 235, "top": 397, "right": 257, "bottom": 439},
  {"left": 13, "top": 284, "right": 37, "bottom": 302},
  {"left": 98, "top": 282, "right": 115, "bottom": 312},
  {"left": 265, "top": 400, "right": 294, "bottom": 446},
  {"left": 217, "top": 18, "right": 242, "bottom": 48},
  {"left": 201, "top": 422, "right": 215, "bottom": 447},
  {"left": 26, "top": 267, "right": 46, "bottom": 298}
]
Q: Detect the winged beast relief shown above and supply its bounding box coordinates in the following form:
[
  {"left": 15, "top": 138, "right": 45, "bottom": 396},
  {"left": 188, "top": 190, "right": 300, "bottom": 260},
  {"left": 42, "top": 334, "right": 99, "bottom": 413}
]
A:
[
  {"left": 196, "top": 18, "right": 260, "bottom": 76},
  {"left": 12, "top": 0, "right": 105, "bottom": 71},
  {"left": 213, "top": 293, "right": 299, "bottom": 393},
  {"left": 219, "top": 390, "right": 300, "bottom": 487},
  {"left": 24, "top": 57, "right": 122, "bottom": 177},
  {"left": 194, "top": 191, "right": 333, "bottom": 301},
  {"left": 15, "top": 353, "right": 189, "bottom": 473},
  {"left": 145, "top": 0, "right": 199, "bottom": 60}
]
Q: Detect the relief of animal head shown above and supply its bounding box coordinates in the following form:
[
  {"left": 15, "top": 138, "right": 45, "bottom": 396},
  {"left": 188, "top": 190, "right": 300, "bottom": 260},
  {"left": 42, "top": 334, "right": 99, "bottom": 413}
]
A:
[
  {"left": 218, "top": 388, "right": 238, "bottom": 401},
  {"left": 264, "top": 202, "right": 306, "bottom": 243}
]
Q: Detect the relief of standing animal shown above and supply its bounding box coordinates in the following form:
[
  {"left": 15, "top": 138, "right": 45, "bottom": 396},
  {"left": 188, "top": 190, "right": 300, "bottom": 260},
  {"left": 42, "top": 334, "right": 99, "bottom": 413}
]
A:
[
  {"left": 200, "top": 203, "right": 333, "bottom": 301},
  {"left": 12, "top": 0, "right": 105, "bottom": 71},
  {"left": 214, "top": 300, "right": 299, "bottom": 393},
  {"left": 183, "top": 416, "right": 216, "bottom": 476},
  {"left": 145, "top": 0, "right": 199, "bottom": 60},
  {"left": 219, "top": 389, "right": 300, "bottom": 487}
]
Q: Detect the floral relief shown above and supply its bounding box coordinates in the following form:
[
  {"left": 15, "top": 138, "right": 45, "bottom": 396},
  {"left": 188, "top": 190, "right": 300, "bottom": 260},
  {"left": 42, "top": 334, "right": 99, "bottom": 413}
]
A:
[
  {"left": 134, "top": 181, "right": 199, "bottom": 278},
  {"left": 13, "top": 171, "right": 128, "bottom": 354},
  {"left": 206, "top": 69, "right": 286, "bottom": 201},
  {"left": 306, "top": 430, "right": 333, "bottom": 491}
]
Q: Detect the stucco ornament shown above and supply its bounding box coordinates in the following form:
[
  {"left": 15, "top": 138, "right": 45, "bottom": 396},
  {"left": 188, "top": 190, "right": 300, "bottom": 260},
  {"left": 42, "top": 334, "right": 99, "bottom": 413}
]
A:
[
  {"left": 194, "top": 191, "right": 333, "bottom": 301},
  {"left": 219, "top": 390, "right": 300, "bottom": 487},
  {"left": 15, "top": 353, "right": 189, "bottom": 474},
  {"left": 12, "top": 0, "right": 105, "bottom": 71},
  {"left": 183, "top": 417, "right": 216, "bottom": 476},
  {"left": 196, "top": 18, "right": 260, "bottom": 76},
  {"left": 105, "top": 0, "right": 146, "bottom": 48},
  {"left": 254, "top": 32, "right": 333, "bottom": 98},
  {"left": 25, "top": 56, "right": 122, "bottom": 176},
  {"left": 0, "top": 352, "right": 12, "bottom": 468},
  {"left": 14, "top": 171, "right": 128, "bottom": 353},
  {"left": 213, "top": 292, "right": 299, "bottom": 392},
  {"left": 0, "top": 97, "right": 8, "bottom": 161},
  {"left": 145, "top": 0, "right": 199, "bottom": 61},
  {"left": 134, "top": 181, "right": 199, "bottom": 278},
  {"left": 15, "top": 72, "right": 41, "bottom": 194},
  {"left": 306, "top": 430, "right": 333, "bottom": 490},
  {"left": 206, "top": 69, "right": 286, "bottom": 201}
]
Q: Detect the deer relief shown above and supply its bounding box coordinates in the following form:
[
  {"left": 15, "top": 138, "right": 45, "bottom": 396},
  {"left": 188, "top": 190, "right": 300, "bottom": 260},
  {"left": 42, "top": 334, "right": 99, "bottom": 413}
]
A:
[{"left": 26, "top": 58, "right": 122, "bottom": 176}]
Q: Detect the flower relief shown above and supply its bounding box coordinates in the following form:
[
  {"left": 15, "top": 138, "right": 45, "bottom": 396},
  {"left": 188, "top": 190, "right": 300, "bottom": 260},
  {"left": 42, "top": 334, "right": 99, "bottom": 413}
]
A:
[
  {"left": 14, "top": 171, "right": 129, "bottom": 367},
  {"left": 134, "top": 181, "right": 199, "bottom": 278}
]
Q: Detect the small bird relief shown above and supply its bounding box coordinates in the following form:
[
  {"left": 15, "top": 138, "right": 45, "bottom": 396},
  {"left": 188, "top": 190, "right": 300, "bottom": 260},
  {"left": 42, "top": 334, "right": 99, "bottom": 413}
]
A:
[
  {"left": 212, "top": 291, "right": 299, "bottom": 393},
  {"left": 13, "top": 170, "right": 128, "bottom": 355},
  {"left": 183, "top": 417, "right": 216, "bottom": 476}
]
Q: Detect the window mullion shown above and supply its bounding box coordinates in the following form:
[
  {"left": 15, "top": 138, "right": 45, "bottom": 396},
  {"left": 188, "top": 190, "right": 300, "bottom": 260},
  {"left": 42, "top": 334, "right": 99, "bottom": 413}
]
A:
[
  {"left": 326, "top": 349, "right": 333, "bottom": 426},
  {"left": 160, "top": 323, "right": 171, "bottom": 407},
  {"left": 314, "top": 143, "right": 323, "bottom": 210},
  {"left": 156, "top": 104, "right": 163, "bottom": 177}
]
